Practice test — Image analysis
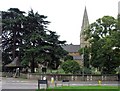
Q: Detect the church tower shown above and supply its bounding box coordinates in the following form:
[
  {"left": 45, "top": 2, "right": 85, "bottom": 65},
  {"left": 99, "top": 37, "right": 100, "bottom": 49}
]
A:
[{"left": 80, "top": 6, "right": 89, "bottom": 48}]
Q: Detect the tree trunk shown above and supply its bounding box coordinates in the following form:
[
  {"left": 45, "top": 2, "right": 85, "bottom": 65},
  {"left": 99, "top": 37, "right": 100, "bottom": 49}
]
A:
[
  {"left": 31, "top": 52, "right": 35, "bottom": 73},
  {"left": 13, "top": 29, "right": 16, "bottom": 60}
]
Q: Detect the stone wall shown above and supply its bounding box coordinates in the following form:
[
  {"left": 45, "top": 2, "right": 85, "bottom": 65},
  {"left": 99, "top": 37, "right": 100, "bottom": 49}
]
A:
[
  {"left": 3, "top": 72, "right": 118, "bottom": 81},
  {"left": 20, "top": 73, "right": 118, "bottom": 81}
]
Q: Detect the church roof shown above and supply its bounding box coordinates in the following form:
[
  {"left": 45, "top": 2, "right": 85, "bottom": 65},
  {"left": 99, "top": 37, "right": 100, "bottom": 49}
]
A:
[
  {"left": 5, "top": 57, "right": 22, "bottom": 67},
  {"left": 61, "top": 44, "right": 80, "bottom": 53},
  {"left": 62, "top": 44, "right": 81, "bottom": 60},
  {"left": 73, "top": 55, "right": 82, "bottom": 60}
]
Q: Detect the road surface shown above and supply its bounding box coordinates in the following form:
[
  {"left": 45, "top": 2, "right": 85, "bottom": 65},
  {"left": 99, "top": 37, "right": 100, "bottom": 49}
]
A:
[{"left": 1, "top": 77, "right": 119, "bottom": 91}]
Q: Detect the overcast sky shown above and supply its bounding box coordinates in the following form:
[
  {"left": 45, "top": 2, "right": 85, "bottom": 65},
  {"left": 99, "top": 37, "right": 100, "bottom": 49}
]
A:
[{"left": 0, "top": 0, "right": 119, "bottom": 44}]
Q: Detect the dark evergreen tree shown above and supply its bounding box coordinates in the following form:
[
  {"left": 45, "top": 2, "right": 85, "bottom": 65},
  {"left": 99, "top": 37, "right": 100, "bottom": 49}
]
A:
[
  {"left": 2, "top": 8, "right": 25, "bottom": 65},
  {"left": 2, "top": 8, "right": 68, "bottom": 73}
]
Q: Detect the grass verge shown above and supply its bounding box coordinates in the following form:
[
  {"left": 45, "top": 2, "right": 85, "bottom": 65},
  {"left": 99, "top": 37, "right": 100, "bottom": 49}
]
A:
[{"left": 36, "top": 86, "right": 119, "bottom": 91}]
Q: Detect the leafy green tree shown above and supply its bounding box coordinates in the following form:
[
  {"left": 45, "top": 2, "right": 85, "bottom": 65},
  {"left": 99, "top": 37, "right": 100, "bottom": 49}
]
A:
[
  {"left": 84, "top": 16, "right": 120, "bottom": 74},
  {"left": 61, "top": 60, "right": 81, "bottom": 74}
]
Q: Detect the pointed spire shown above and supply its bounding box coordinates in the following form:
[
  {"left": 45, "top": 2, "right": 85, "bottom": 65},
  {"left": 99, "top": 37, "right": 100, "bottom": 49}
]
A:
[
  {"left": 118, "top": 1, "right": 120, "bottom": 15},
  {"left": 80, "top": 6, "right": 89, "bottom": 48},
  {"left": 81, "top": 6, "right": 89, "bottom": 30}
]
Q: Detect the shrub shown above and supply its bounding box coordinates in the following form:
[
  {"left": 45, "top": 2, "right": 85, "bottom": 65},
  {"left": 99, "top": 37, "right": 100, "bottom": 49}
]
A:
[
  {"left": 61, "top": 60, "right": 81, "bottom": 74},
  {"left": 64, "top": 55, "right": 73, "bottom": 61}
]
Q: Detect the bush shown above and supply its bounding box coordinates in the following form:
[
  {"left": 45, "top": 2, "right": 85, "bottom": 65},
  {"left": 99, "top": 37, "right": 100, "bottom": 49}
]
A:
[
  {"left": 83, "top": 67, "right": 92, "bottom": 74},
  {"left": 61, "top": 60, "right": 81, "bottom": 74},
  {"left": 64, "top": 55, "right": 73, "bottom": 61}
]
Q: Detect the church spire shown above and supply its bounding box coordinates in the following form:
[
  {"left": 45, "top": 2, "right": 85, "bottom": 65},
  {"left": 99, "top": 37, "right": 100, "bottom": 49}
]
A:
[
  {"left": 118, "top": 1, "right": 120, "bottom": 15},
  {"left": 81, "top": 6, "right": 89, "bottom": 30},
  {"left": 80, "top": 6, "right": 89, "bottom": 48}
]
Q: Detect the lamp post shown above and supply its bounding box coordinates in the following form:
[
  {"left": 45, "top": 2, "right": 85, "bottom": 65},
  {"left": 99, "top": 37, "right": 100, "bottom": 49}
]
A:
[
  {"left": 82, "top": 47, "right": 84, "bottom": 80},
  {"left": 118, "top": 66, "right": 120, "bottom": 89},
  {"left": 118, "top": 66, "right": 120, "bottom": 81}
]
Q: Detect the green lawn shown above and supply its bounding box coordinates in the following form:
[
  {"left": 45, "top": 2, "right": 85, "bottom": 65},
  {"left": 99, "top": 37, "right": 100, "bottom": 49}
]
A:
[
  {"left": 53, "top": 86, "right": 118, "bottom": 89},
  {"left": 36, "top": 86, "right": 119, "bottom": 91}
]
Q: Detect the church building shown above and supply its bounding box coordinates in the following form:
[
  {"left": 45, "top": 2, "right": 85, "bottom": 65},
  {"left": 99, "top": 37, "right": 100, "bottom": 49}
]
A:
[{"left": 62, "top": 6, "right": 89, "bottom": 65}]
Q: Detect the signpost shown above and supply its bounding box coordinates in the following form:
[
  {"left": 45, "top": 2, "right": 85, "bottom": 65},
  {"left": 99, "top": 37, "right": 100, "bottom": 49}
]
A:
[
  {"left": 62, "top": 80, "right": 70, "bottom": 86},
  {"left": 38, "top": 80, "right": 48, "bottom": 89}
]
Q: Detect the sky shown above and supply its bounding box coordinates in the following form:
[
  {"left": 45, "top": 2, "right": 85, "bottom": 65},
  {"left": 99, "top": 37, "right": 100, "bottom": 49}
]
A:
[{"left": 0, "top": 0, "right": 119, "bottom": 45}]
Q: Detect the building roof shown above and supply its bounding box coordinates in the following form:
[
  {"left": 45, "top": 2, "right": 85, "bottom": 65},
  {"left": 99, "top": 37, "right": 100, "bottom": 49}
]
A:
[
  {"left": 62, "top": 44, "right": 80, "bottom": 53},
  {"left": 73, "top": 55, "right": 82, "bottom": 60},
  {"left": 62, "top": 44, "right": 82, "bottom": 60}
]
